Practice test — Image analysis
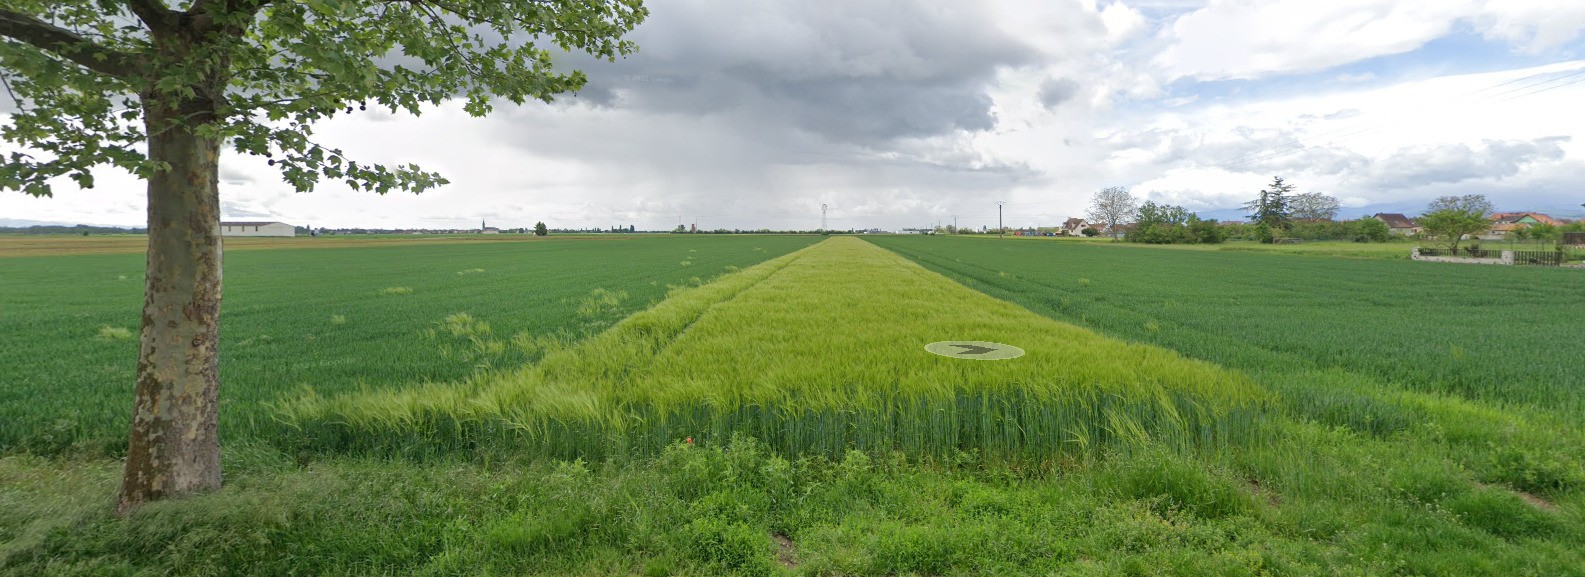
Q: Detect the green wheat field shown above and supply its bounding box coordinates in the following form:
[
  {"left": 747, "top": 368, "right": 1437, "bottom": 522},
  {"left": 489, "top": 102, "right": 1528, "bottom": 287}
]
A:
[{"left": 3, "top": 234, "right": 1583, "bottom": 576}]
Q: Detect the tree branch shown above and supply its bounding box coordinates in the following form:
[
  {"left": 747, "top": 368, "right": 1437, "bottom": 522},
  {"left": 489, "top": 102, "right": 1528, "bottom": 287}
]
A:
[
  {"left": 188, "top": 0, "right": 277, "bottom": 30},
  {"left": 191, "top": 0, "right": 277, "bottom": 13},
  {"left": 0, "top": 10, "right": 143, "bottom": 79},
  {"left": 126, "top": 0, "right": 176, "bottom": 33}
]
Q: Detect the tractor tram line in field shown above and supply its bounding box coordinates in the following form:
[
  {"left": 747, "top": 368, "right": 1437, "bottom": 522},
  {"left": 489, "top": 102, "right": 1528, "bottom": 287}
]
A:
[{"left": 283, "top": 237, "right": 1268, "bottom": 461}]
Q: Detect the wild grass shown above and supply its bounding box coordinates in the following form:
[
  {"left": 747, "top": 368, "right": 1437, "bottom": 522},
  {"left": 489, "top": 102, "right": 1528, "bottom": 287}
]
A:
[
  {"left": 4, "top": 434, "right": 1584, "bottom": 576},
  {"left": 0, "top": 235, "right": 820, "bottom": 455},
  {"left": 280, "top": 238, "right": 1269, "bottom": 461}
]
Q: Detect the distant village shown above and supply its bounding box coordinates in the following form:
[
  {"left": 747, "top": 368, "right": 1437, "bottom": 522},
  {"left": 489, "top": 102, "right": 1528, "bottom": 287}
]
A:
[
  {"left": 11, "top": 211, "right": 1577, "bottom": 244},
  {"left": 192, "top": 209, "right": 1581, "bottom": 244},
  {"left": 985, "top": 211, "right": 1579, "bottom": 241}
]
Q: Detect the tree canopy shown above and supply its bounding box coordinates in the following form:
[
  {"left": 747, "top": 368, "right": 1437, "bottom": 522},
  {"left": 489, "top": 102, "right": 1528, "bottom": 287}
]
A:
[
  {"left": 1084, "top": 186, "right": 1137, "bottom": 241},
  {"left": 1, "top": 0, "right": 646, "bottom": 197},
  {"left": 1, "top": 0, "right": 647, "bottom": 513},
  {"left": 1129, "top": 200, "right": 1222, "bottom": 245},
  {"left": 1289, "top": 191, "right": 1340, "bottom": 222},
  {"left": 1242, "top": 176, "right": 1294, "bottom": 242},
  {"left": 1419, "top": 194, "right": 1493, "bottom": 252}
]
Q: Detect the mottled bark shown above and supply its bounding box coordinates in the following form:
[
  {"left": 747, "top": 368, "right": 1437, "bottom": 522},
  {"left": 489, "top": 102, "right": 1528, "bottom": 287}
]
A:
[{"left": 117, "top": 97, "right": 224, "bottom": 514}]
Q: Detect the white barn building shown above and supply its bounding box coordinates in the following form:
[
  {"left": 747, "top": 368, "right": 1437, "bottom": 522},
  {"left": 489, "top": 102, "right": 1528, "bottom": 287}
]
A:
[{"left": 221, "top": 221, "right": 295, "bottom": 237}]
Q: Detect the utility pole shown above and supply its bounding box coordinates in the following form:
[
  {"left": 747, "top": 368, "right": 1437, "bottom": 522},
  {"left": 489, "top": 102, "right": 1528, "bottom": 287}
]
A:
[
  {"left": 996, "top": 201, "right": 1006, "bottom": 239},
  {"left": 952, "top": 215, "right": 958, "bottom": 234}
]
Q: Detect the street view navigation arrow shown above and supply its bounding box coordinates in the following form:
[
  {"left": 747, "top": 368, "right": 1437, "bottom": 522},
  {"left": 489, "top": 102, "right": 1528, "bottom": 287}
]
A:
[
  {"left": 924, "top": 341, "right": 1025, "bottom": 360},
  {"left": 950, "top": 344, "right": 999, "bottom": 356}
]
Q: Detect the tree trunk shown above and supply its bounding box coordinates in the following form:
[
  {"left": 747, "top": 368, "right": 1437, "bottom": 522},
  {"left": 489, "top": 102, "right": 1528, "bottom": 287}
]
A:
[{"left": 118, "top": 97, "right": 224, "bottom": 514}]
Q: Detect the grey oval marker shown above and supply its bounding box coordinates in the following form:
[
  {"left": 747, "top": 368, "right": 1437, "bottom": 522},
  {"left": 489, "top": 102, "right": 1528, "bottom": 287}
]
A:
[{"left": 925, "top": 341, "right": 1025, "bottom": 360}]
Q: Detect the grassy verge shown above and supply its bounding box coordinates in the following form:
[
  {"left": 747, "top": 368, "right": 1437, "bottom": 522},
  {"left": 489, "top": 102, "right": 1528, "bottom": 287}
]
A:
[
  {"left": 4, "top": 432, "right": 1582, "bottom": 576},
  {"left": 280, "top": 237, "right": 1268, "bottom": 461}
]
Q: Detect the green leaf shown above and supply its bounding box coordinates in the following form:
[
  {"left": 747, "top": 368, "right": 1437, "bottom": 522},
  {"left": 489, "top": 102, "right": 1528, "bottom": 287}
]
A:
[{"left": 1, "top": 0, "right": 647, "bottom": 197}]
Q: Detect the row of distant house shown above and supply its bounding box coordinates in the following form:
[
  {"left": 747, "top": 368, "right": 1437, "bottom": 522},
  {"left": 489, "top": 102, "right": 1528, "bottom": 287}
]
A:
[
  {"left": 1005, "top": 211, "right": 1577, "bottom": 240},
  {"left": 217, "top": 221, "right": 508, "bottom": 237},
  {"left": 225, "top": 213, "right": 1574, "bottom": 240},
  {"left": 1003, "top": 218, "right": 1095, "bottom": 237},
  {"left": 1371, "top": 212, "right": 1572, "bottom": 240}
]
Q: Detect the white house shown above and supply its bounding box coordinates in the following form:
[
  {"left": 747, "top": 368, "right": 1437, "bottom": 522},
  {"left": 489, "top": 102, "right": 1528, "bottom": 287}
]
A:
[
  {"left": 1061, "top": 217, "right": 1088, "bottom": 236},
  {"left": 1372, "top": 213, "right": 1419, "bottom": 236},
  {"left": 221, "top": 221, "right": 295, "bottom": 237}
]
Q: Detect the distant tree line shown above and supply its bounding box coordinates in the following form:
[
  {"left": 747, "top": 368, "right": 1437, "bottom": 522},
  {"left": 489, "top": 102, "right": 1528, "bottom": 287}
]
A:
[
  {"left": 1083, "top": 177, "right": 1585, "bottom": 250},
  {"left": 1220, "top": 219, "right": 1390, "bottom": 242},
  {"left": 1130, "top": 201, "right": 1224, "bottom": 244},
  {"left": 1083, "top": 176, "right": 1395, "bottom": 245},
  {"left": 0, "top": 224, "right": 147, "bottom": 235}
]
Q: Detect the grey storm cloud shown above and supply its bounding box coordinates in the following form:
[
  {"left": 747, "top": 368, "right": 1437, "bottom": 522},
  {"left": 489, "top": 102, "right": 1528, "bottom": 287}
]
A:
[
  {"left": 1038, "top": 78, "right": 1081, "bottom": 110},
  {"left": 468, "top": 0, "right": 1058, "bottom": 230},
  {"left": 559, "top": 0, "right": 1036, "bottom": 146},
  {"left": 1367, "top": 136, "right": 1570, "bottom": 189}
]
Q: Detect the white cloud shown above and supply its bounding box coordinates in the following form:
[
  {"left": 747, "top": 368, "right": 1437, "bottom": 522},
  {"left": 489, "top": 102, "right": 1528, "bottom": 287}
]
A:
[
  {"left": 7, "top": 0, "right": 1585, "bottom": 230},
  {"left": 1153, "top": 0, "right": 1585, "bottom": 81},
  {"left": 1095, "top": 61, "right": 1585, "bottom": 211},
  {"left": 1099, "top": 1, "right": 1149, "bottom": 45},
  {"left": 1154, "top": 0, "right": 1462, "bottom": 80},
  {"left": 1476, "top": 1, "right": 1585, "bottom": 53}
]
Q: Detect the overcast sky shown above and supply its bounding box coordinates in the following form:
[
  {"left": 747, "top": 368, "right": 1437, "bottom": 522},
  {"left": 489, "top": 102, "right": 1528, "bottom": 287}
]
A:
[{"left": 6, "top": 0, "right": 1585, "bottom": 231}]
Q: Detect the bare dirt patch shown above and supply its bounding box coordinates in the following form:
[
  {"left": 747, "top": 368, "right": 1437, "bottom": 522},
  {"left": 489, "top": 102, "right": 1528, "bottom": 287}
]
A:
[
  {"left": 772, "top": 532, "right": 797, "bottom": 569},
  {"left": 1475, "top": 481, "right": 1556, "bottom": 511},
  {"left": 1249, "top": 477, "right": 1280, "bottom": 507},
  {"left": 1516, "top": 491, "right": 1557, "bottom": 511}
]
